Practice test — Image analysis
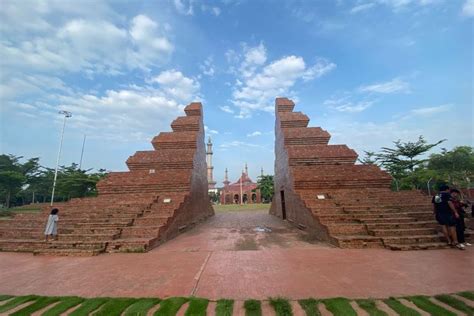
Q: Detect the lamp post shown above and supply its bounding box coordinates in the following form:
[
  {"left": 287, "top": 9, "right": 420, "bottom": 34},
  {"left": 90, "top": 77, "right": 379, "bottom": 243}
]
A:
[{"left": 50, "top": 110, "right": 72, "bottom": 206}]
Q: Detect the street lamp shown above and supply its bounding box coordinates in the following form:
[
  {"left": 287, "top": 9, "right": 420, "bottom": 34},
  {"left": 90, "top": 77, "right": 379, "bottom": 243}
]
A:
[{"left": 50, "top": 110, "right": 72, "bottom": 206}]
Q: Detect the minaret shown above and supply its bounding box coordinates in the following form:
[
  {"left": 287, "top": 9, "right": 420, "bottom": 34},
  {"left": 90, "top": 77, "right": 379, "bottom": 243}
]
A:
[
  {"left": 261, "top": 167, "right": 264, "bottom": 177},
  {"left": 245, "top": 163, "right": 248, "bottom": 175},
  {"left": 223, "top": 168, "right": 230, "bottom": 187},
  {"left": 206, "top": 137, "right": 216, "bottom": 189}
]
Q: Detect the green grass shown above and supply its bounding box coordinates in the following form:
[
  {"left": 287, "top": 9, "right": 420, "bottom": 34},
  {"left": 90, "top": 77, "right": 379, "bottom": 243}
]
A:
[
  {"left": 10, "top": 296, "right": 60, "bottom": 316},
  {"left": 322, "top": 298, "right": 357, "bottom": 316},
  {"left": 0, "top": 295, "right": 13, "bottom": 301},
  {"left": 154, "top": 297, "right": 188, "bottom": 316},
  {"left": 94, "top": 298, "right": 137, "bottom": 316},
  {"left": 185, "top": 297, "right": 209, "bottom": 316},
  {"left": 42, "top": 296, "right": 85, "bottom": 316},
  {"left": 244, "top": 299, "right": 262, "bottom": 316},
  {"left": 123, "top": 298, "right": 161, "bottom": 316},
  {"left": 213, "top": 203, "right": 270, "bottom": 212},
  {"left": 434, "top": 294, "right": 474, "bottom": 315},
  {"left": 382, "top": 298, "right": 420, "bottom": 316},
  {"left": 407, "top": 296, "right": 456, "bottom": 316},
  {"left": 458, "top": 291, "right": 474, "bottom": 301},
  {"left": 298, "top": 299, "right": 320, "bottom": 316},
  {"left": 0, "top": 295, "right": 38, "bottom": 313},
  {"left": 356, "top": 299, "right": 387, "bottom": 316},
  {"left": 69, "top": 298, "right": 109, "bottom": 316},
  {"left": 269, "top": 297, "right": 293, "bottom": 316},
  {"left": 215, "top": 299, "right": 234, "bottom": 316}
]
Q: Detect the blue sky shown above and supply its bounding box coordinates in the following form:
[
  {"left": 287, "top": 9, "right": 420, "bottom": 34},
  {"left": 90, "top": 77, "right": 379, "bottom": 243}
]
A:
[{"left": 1, "top": 0, "right": 473, "bottom": 186}]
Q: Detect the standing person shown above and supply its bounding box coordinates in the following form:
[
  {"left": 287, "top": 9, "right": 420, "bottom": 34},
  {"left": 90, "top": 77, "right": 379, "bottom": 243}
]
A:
[
  {"left": 450, "top": 189, "right": 471, "bottom": 247},
  {"left": 432, "top": 185, "right": 464, "bottom": 250},
  {"left": 44, "top": 208, "right": 59, "bottom": 242}
]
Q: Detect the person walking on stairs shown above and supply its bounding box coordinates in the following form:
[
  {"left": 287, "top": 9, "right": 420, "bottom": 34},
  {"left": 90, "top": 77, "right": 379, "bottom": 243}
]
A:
[{"left": 44, "top": 208, "right": 59, "bottom": 242}]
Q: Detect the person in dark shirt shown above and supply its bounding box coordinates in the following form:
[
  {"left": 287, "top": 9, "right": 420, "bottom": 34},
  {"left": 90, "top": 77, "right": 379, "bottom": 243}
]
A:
[
  {"left": 450, "top": 189, "right": 471, "bottom": 247},
  {"left": 432, "top": 185, "right": 464, "bottom": 250}
]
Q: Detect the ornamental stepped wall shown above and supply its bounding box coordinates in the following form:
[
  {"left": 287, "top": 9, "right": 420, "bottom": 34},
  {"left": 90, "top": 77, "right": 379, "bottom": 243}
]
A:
[
  {"left": 0, "top": 102, "right": 214, "bottom": 256},
  {"left": 270, "top": 97, "right": 456, "bottom": 250}
]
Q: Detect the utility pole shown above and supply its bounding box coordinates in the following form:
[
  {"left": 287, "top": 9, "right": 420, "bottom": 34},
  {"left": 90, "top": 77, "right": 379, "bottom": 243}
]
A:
[
  {"left": 50, "top": 110, "right": 72, "bottom": 206},
  {"left": 79, "top": 134, "right": 86, "bottom": 170}
]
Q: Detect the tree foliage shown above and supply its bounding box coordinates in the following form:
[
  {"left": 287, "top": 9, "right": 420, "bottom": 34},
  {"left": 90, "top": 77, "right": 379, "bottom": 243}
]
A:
[
  {"left": 366, "top": 136, "right": 472, "bottom": 191},
  {"left": 257, "top": 175, "right": 274, "bottom": 203},
  {"left": 0, "top": 154, "right": 107, "bottom": 208}
]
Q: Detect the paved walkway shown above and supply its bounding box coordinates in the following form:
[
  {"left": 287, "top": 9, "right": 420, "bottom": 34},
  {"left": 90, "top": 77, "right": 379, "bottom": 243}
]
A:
[{"left": 0, "top": 210, "right": 472, "bottom": 299}]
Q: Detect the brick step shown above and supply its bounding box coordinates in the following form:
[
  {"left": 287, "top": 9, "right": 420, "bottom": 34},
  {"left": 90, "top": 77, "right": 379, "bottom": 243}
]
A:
[
  {"left": 385, "top": 242, "right": 451, "bottom": 251},
  {"left": 369, "top": 227, "right": 437, "bottom": 237},
  {"left": 121, "top": 226, "right": 162, "bottom": 238},
  {"left": 366, "top": 221, "right": 438, "bottom": 230},
  {"left": 66, "top": 218, "right": 134, "bottom": 224},
  {"left": 106, "top": 238, "right": 155, "bottom": 253},
  {"left": 332, "top": 235, "right": 384, "bottom": 248},
  {"left": 382, "top": 234, "right": 445, "bottom": 245},
  {"left": 57, "top": 233, "right": 120, "bottom": 242},
  {"left": 0, "top": 239, "right": 107, "bottom": 252},
  {"left": 0, "top": 229, "right": 42, "bottom": 239},
  {"left": 73, "top": 223, "right": 131, "bottom": 228},
  {"left": 133, "top": 216, "right": 170, "bottom": 226},
  {"left": 356, "top": 213, "right": 434, "bottom": 220},
  {"left": 58, "top": 214, "right": 142, "bottom": 220},
  {"left": 67, "top": 228, "right": 121, "bottom": 235},
  {"left": 326, "top": 224, "right": 367, "bottom": 235},
  {"left": 361, "top": 217, "right": 422, "bottom": 224},
  {"left": 33, "top": 248, "right": 104, "bottom": 256}
]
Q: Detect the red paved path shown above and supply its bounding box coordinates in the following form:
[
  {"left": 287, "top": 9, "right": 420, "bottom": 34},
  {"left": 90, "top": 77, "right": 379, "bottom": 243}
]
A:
[{"left": 1, "top": 210, "right": 473, "bottom": 299}]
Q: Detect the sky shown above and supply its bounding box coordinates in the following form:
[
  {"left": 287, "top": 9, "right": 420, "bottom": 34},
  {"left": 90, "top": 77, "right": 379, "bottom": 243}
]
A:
[{"left": 0, "top": 0, "right": 473, "bottom": 186}]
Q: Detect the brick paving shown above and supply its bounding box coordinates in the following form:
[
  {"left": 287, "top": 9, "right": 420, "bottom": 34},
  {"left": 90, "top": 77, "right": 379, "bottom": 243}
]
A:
[{"left": 1, "top": 210, "right": 472, "bottom": 300}]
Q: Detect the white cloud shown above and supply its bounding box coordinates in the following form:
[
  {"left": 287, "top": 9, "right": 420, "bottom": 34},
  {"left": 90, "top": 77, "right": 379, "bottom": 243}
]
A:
[
  {"left": 205, "top": 126, "right": 219, "bottom": 134},
  {"left": 358, "top": 78, "right": 410, "bottom": 94},
  {"left": 219, "top": 105, "right": 234, "bottom": 114},
  {"left": 173, "top": 0, "right": 194, "bottom": 15},
  {"left": 462, "top": 0, "right": 474, "bottom": 16},
  {"left": 199, "top": 57, "right": 215, "bottom": 76},
  {"left": 8, "top": 70, "right": 200, "bottom": 142},
  {"left": 150, "top": 70, "right": 200, "bottom": 102},
  {"left": 350, "top": 3, "right": 376, "bottom": 13},
  {"left": 324, "top": 97, "right": 375, "bottom": 113},
  {"left": 0, "top": 9, "right": 173, "bottom": 81},
  {"left": 219, "top": 140, "right": 262, "bottom": 149},
  {"left": 212, "top": 7, "right": 222, "bottom": 16},
  {"left": 227, "top": 43, "right": 336, "bottom": 118},
  {"left": 247, "top": 131, "right": 262, "bottom": 137},
  {"left": 408, "top": 104, "right": 453, "bottom": 116}
]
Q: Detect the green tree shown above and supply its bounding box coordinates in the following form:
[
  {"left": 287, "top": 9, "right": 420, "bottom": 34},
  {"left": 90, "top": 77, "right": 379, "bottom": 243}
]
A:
[
  {"left": 358, "top": 151, "right": 377, "bottom": 165},
  {"left": 376, "top": 136, "right": 445, "bottom": 189},
  {"left": 257, "top": 175, "right": 274, "bottom": 203},
  {"left": 428, "top": 146, "right": 474, "bottom": 188}
]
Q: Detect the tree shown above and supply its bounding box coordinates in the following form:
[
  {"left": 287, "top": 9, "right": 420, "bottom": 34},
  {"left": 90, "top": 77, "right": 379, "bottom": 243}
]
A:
[
  {"left": 375, "top": 136, "right": 445, "bottom": 189},
  {"left": 358, "top": 151, "right": 377, "bottom": 165},
  {"left": 257, "top": 175, "right": 274, "bottom": 203},
  {"left": 0, "top": 155, "right": 30, "bottom": 208},
  {"left": 428, "top": 146, "right": 474, "bottom": 188}
]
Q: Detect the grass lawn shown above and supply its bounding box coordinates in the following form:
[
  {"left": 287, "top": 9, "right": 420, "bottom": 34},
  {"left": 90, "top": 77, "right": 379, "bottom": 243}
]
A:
[
  {"left": 215, "top": 299, "right": 234, "bottom": 316},
  {"left": 0, "top": 292, "right": 472, "bottom": 316},
  {"left": 407, "top": 296, "right": 456, "bottom": 316},
  {"left": 213, "top": 203, "right": 270, "bottom": 212},
  {"left": 244, "top": 299, "right": 262, "bottom": 316},
  {"left": 298, "top": 299, "right": 320, "bottom": 316},
  {"left": 269, "top": 297, "right": 293, "bottom": 316},
  {"left": 356, "top": 299, "right": 387, "bottom": 316}
]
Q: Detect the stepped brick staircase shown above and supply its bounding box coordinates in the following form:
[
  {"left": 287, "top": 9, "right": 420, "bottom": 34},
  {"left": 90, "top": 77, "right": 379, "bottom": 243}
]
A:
[
  {"left": 0, "top": 102, "right": 214, "bottom": 256},
  {"left": 270, "top": 97, "right": 470, "bottom": 250}
]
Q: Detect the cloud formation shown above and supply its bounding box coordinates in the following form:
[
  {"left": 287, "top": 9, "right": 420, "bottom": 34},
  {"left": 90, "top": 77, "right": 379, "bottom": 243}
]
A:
[{"left": 227, "top": 43, "right": 336, "bottom": 118}]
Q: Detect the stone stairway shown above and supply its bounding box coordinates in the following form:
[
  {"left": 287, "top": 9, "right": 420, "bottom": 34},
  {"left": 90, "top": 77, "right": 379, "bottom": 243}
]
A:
[
  {"left": 270, "top": 97, "right": 467, "bottom": 250},
  {"left": 0, "top": 102, "right": 214, "bottom": 256}
]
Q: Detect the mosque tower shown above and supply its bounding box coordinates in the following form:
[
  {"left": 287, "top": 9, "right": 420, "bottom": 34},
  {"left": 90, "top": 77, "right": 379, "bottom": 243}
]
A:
[{"left": 206, "top": 137, "right": 216, "bottom": 189}]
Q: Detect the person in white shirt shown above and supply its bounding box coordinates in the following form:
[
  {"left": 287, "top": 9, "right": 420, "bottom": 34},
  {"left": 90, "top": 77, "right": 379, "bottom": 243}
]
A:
[{"left": 44, "top": 208, "right": 59, "bottom": 241}]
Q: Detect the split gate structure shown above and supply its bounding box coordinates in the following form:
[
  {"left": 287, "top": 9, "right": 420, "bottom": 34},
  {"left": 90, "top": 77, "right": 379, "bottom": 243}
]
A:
[
  {"left": 0, "top": 98, "right": 453, "bottom": 255},
  {"left": 0, "top": 103, "right": 214, "bottom": 255},
  {"left": 270, "top": 97, "right": 448, "bottom": 250}
]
